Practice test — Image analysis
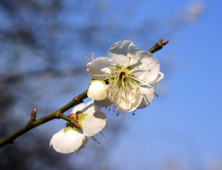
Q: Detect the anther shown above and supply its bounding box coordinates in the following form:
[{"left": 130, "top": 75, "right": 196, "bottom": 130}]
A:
[
  {"left": 85, "top": 56, "right": 87, "bottom": 59},
  {"left": 152, "top": 87, "right": 156, "bottom": 90},
  {"left": 123, "top": 116, "right": 126, "bottom": 119},
  {"left": 92, "top": 52, "right": 94, "bottom": 55},
  {"left": 158, "top": 83, "right": 160, "bottom": 85},
  {"left": 132, "top": 113, "right": 135, "bottom": 115},
  {"left": 100, "top": 56, "right": 103, "bottom": 58}
]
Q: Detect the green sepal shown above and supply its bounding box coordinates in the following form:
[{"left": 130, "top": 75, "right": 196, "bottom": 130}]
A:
[
  {"left": 72, "top": 127, "right": 80, "bottom": 131},
  {"left": 64, "top": 126, "right": 72, "bottom": 133},
  {"left": 78, "top": 114, "right": 88, "bottom": 127},
  {"left": 66, "top": 122, "right": 71, "bottom": 127},
  {"left": 88, "top": 80, "right": 106, "bottom": 87},
  {"left": 64, "top": 126, "right": 80, "bottom": 132},
  {"left": 76, "top": 111, "right": 83, "bottom": 115}
]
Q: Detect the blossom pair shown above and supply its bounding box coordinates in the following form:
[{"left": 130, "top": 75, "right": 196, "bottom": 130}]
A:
[
  {"left": 50, "top": 101, "right": 106, "bottom": 154},
  {"left": 87, "top": 40, "right": 164, "bottom": 113}
]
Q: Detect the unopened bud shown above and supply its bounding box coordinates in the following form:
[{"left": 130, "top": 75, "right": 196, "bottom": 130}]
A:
[{"left": 87, "top": 80, "right": 108, "bottom": 101}]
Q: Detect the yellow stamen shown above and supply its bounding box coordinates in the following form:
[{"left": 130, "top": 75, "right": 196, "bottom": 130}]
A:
[
  {"left": 123, "top": 116, "right": 126, "bottom": 119},
  {"left": 152, "top": 87, "right": 156, "bottom": 90},
  {"left": 158, "top": 83, "right": 160, "bottom": 85}
]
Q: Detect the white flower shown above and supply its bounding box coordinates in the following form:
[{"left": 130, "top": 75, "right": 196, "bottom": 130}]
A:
[
  {"left": 87, "top": 40, "right": 164, "bottom": 112},
  {"left": 50, "top": 101, "right": 107, "bottom": 154},
  {"left": 50, "top": 128, "right": 87, "bottom": 154},
  {"left": 87, "top": 80, "right": 109, "bottom": 101}
]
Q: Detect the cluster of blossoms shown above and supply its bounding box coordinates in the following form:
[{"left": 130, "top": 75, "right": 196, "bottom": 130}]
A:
[{"left": 50, "top": 40, "right": 164, "bottom": 154}]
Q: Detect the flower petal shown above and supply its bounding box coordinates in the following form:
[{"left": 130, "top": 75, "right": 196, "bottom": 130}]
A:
[
  {"left": 101, "top": 67, "right": 111, "bottom": 74},
  {"left": 79, "top": 136, "right": 88, "bottom": 150},
  {"left": 115, "top": 89, "right": 143, "bottom": 112},
  {"left": 50, "top": 129, "right": 85, "bottom": 154},
  {"left": 82, "top": 101, "right": 102, "bottom": 114},
  {"left": 86, "top": 57, "right": 111, "bottom": 80},
  {"left": 87, "top": 81, "right": 109, "bottom": 101},
  {"left": 82, "top": 111, "right": 107, "bottom": 136},
  {"left": 137, "top": 86, "right": 154, "bottom": 109},
  {"left": 132, "top": 51, "right": 160, "bottom": 83},
  {"left": 93, "top": 98, "right": 112, "bottom": 108},
  {"left": 108, "top": 40, "right": 140, "bottom": 66},
  {"left": 71, "top": 103, "right": 85, "bottom": 114},
  {"left": 148, "top": 72, "right": 164, "bottom": 84}
]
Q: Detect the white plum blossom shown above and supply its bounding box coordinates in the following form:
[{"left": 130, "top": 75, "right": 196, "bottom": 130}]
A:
[
  {"left": 87, "top": 80, "right": 109, "bottom": 101},
  {"left": 86, "top": 40, "right": 164, "bottom": 113},
  {"left": 50, "top": 101, "right": 107, "bottom": 154}
]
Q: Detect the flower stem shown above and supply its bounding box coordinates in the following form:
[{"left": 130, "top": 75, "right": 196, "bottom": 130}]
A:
[{"left": 0, "top": 90, "right": 88, "bottom": 147}]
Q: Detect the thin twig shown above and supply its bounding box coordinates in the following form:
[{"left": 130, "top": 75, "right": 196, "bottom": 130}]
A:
[{"left": 0, "top": 90, "right": 88, "bottom": 147}]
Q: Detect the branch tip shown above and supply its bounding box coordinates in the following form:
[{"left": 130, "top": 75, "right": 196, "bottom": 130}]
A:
[
  {"left": 158, "top": 39, "right": 169, "bottom": 47},
  {"left": 29, "top": 108, "right": 37, "bottom": 124},
  {"left": 32, "top": 108, "right": 37, "bottom": 115}
]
